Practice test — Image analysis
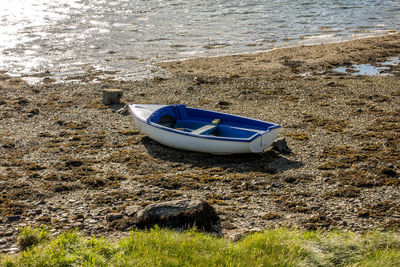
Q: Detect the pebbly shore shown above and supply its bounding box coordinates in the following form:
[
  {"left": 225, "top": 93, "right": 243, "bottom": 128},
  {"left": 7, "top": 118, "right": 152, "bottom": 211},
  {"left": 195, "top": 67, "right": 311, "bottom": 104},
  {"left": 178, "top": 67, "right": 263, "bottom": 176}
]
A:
[{"left": 0, "top": 33, "right": 399, "bottom": 253}]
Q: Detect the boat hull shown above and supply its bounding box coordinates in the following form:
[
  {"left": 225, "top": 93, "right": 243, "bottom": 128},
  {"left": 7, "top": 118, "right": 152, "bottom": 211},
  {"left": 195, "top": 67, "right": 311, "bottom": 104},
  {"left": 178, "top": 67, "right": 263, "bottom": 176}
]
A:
[{"left": 129, "top": 104, "right": 280, "bottom": 155}]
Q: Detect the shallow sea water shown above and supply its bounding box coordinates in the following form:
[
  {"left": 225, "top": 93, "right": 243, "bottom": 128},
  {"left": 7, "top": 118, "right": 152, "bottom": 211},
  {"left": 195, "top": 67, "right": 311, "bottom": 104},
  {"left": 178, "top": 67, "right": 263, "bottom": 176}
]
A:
[
  {"left": 0, "top": 0, "right": 399, "bottom": 82},
  {"left": 333, "top": 56, "right": 400, "bottom": 76}
]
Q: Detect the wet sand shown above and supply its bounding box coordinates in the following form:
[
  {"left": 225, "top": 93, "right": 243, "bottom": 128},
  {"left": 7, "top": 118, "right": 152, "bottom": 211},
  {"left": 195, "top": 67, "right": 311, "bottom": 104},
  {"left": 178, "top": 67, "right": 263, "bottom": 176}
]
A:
[{"left": 0, "top": 33, "right": 399, "bottom": 253}]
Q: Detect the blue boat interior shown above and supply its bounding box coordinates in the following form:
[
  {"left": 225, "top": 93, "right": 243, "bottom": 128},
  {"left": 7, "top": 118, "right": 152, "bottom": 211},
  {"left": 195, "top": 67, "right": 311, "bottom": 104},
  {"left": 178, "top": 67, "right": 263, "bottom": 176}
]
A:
[{"left": 147, "top": 104, "right": 279, "bottom": 139}]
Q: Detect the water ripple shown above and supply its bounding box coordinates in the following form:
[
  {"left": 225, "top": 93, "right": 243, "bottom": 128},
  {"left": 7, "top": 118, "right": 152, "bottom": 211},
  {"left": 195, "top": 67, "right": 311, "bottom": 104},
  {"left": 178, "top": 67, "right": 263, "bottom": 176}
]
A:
[{"left": 0, "top": 0, "right": 399, "bottom": 82}]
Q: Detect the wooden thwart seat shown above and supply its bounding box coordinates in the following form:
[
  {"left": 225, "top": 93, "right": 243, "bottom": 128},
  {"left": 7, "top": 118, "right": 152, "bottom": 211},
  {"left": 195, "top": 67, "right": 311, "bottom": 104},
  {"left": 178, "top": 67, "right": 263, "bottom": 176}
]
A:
[
  {"left": 191, "top": 124, "right": 217, "bottom": 135},
  {"left": 190, "top": 119, "right": 221, "bottom": 135}
]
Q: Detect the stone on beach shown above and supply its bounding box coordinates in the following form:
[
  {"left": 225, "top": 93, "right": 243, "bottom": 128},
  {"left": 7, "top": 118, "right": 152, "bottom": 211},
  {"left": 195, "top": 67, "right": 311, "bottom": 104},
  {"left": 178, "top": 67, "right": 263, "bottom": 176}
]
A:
[
  {"left": 117, "top": 105, "right": 130, "bottom": 115},
  {"left": 272, "top": 137, "right": 291, "bottom": 154},
  {"left": 103, "top": 89, "right": 123, "bottom": 105},
  {"left": 135, "top": 199, "right": 219, "bottom": 232}
]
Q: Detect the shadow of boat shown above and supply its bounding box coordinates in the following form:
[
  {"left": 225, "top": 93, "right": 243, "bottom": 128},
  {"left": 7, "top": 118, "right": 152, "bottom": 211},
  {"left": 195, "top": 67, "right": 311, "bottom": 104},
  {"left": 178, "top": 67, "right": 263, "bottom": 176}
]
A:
[{"left": 141, "top": 136, "right": 303, "bottom": 174}]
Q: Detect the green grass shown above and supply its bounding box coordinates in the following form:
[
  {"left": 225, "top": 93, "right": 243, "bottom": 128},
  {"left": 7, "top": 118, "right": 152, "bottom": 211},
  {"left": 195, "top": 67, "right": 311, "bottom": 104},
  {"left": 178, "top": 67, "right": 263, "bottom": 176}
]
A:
[
  {"left": 17, "top": 226, "right": 50, "bottom": 251},
  {"left": 2, "top": 226, "right": 400, "bottom": 266}
]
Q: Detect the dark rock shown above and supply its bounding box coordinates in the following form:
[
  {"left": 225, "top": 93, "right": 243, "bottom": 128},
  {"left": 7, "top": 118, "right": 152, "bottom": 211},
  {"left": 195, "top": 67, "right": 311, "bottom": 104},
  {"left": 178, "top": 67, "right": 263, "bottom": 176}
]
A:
[
  {"left": 65, "top": 160, "right": 83, "bottom": 168},
  {"left": 381, "top": 167, "right": 398, "bottom": 178},
  {"left": 217, "top": 101, "right": 230, "bottom": 106},
  {"left": 2, "top": 143, "right": 15, "bottom": 149},
  {"left": 135, "top": 199, "right": 219, "bottom": 232},
  {"left": 0, "top": 231, "right": 13, "bottom": 237},
  {"left": 272, "top": 137, "right": 291, "bottom": 154},
  {"left": 17, "top": 99, "right": 29, "bottom": 105},
  {"left": 106, "top": 213, "right": 123, "bottom": 222},
  {"left": 187, "top": 86, "right": 194, "bottom": 91},
  {"left": 7, "top": 215, "right": 21, "bottom": 223},
  {"left": 283, "top": 176, "right": 297, "bottom": 183}
]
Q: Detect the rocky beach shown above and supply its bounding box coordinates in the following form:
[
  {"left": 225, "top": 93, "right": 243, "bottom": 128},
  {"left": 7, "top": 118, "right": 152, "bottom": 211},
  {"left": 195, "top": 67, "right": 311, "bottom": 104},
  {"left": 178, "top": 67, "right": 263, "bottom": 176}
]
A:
[{"left": 0, "top": 33, "right": 399, "bottom": 253}]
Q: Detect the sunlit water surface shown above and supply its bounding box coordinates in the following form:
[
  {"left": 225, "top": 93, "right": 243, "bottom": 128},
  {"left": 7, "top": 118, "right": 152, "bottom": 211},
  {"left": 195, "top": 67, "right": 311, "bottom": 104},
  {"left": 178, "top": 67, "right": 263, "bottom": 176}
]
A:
[{"left": 0, "top": 0, "right": 399, "bottom": 82}]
